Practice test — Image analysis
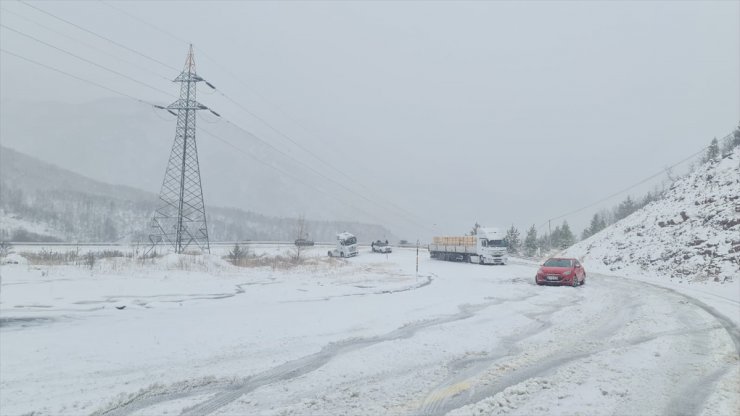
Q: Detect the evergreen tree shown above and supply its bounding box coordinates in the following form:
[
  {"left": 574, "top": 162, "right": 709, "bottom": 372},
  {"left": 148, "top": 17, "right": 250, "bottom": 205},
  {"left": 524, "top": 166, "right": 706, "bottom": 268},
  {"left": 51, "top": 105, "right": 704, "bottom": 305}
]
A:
[
  {"left": 524, "top": 225, "right": 538, "bottom": 257},
  {"left": 505, "top": 225, "right": 521, "bottom": 254},
  {"left": 615, "top": 196, "right": 637, "bottom": 221},
  {"left": 559, "top": 221, "right": 575, "bottom": 248},
  {"left": 549, "top": 224, "right": 562, "bottom": 249},
  {"left": 589, "top": 213, "right": 606, "bottom": 236},
  {"left": 706, "top": 137, "right": 719, "bottom": 162}
]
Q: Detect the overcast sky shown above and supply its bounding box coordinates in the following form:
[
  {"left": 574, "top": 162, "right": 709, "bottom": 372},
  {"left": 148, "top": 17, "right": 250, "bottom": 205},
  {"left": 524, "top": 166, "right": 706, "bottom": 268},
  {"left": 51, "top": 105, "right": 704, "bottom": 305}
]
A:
[{"left": 1, "top": 1, "right": 738, "bottom": 239}]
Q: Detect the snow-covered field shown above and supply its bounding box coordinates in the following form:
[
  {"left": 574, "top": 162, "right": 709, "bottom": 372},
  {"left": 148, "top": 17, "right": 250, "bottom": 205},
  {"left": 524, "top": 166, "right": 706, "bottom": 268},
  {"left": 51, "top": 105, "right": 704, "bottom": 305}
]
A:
[{"left": 1, "top": 246, "right": 738, "bottom": 415}]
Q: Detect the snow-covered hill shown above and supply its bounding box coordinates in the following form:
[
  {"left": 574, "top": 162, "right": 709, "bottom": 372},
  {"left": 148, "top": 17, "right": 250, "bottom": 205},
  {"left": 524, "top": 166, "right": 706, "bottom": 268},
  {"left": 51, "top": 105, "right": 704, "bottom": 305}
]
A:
[
  {"left": 566, "top": 147, "right": 739, "bottom": 282},
  {"left": 0, "top": 146, "right": 397, "bottom": 243}
]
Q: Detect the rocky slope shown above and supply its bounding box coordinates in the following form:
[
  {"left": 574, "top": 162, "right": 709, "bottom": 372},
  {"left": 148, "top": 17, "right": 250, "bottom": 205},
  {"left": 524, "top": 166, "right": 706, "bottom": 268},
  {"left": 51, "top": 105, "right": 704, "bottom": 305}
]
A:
[{"left": 566, "top": 147, "right": 739, "bottom": 282}]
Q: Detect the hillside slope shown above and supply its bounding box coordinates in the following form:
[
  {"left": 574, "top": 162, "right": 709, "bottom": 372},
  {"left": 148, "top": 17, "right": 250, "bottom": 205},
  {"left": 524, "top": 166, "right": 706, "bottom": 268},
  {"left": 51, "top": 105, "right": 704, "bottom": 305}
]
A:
[
  {"left": 566, "top": 147, "right": 739, "bottom": 282},
  {"left": 0, "top": 98, "right": 393, "bottom": 224},
  {"left": 0, "top": 146, "right": 396, "bottom": 243}
]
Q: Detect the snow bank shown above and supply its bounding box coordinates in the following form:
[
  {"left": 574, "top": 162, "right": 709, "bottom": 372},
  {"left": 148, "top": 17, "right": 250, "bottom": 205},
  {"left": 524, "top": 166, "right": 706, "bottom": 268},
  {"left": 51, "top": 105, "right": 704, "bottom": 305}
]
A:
[{"left": 1, "top": 252, "right": 27, "bottom": 265}]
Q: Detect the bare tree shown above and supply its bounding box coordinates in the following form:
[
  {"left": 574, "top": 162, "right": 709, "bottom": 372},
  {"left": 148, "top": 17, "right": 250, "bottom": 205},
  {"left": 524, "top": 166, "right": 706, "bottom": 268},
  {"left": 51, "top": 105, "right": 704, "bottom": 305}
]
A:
[
  {"left": 0, "top": 241, "right": 12, "bottom": 257},
  {"left": 469, "top": 222, "right": 481, "bottom": 236},
  {"left": 293, "top": 214, "right": 308, "bottom": 261},
  {"left": 84, "top": 252, "right": 96, "bottom": 270}
]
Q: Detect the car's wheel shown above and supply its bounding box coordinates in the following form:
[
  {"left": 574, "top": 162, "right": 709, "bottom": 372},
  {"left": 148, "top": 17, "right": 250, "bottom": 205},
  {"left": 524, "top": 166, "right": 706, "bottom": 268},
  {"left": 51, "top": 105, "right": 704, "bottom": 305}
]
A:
[
  {"left": 582, "top": 274, "right": 586, "bottom": 285},
  {"left": 572, "top": 276, "right": 578, "bottom": 287}
]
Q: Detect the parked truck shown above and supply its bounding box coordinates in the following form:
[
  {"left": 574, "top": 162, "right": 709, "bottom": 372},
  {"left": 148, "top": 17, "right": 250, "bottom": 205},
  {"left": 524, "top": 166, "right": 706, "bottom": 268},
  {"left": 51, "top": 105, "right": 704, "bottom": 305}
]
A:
[
  {"left": 328, "top": 232, "right": 358, "bottom": 258},
  {"left": 429, "top": 227, "right": 508, "bottom": 265}
]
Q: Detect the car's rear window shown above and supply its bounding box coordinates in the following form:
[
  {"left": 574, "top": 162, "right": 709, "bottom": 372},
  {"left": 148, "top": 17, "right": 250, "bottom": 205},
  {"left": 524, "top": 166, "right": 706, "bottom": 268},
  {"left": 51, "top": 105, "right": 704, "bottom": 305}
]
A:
[{"left": 544, "top": 259, "right": 572, "bottom": 267}]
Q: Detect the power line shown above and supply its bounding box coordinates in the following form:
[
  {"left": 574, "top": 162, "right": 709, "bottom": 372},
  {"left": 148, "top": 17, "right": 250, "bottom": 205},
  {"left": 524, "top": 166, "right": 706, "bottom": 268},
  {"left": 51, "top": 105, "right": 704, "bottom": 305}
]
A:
[
  {"left": 97, "top": 0, "right": 189, "bottom": 46},
  {"left": 537, "top": 140, "right": 722, "bottom": 229},
  {"left": 16, "top": 0, "right": 179, "bottom": 72},
  {"left": 211, "top": 88, "right": 428, "bottom": 227},
  {"left": 1, "top": 43, "right": 421, "bottom": 234},
  {"left": 88, "top": 0, "right": 431, "bottom": 230},
  {"left": 0, "top": 23, "right": 176, "bottom": 99},
  {"left": 0, "top": 48, "right": 158, "bottom": 105},
  {"left": 219, "top": 117, "right": 435, "bottom": 233},
  {"left": 197, "top": 121, "right": 394, "bottom": 227},
  {"left": 0, "top": 6, "right": 172, "bottom": 82}
]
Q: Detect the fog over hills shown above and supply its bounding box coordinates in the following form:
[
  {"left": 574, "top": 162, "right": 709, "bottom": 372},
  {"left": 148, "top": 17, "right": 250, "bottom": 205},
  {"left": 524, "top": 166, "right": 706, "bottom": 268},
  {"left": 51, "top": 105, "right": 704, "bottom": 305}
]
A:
[
  {"left": 0, "top": 145, "right": 396, "bottom": 243},
  {"left": 0, "top": 98, "right": 404, "bottom": 232}
]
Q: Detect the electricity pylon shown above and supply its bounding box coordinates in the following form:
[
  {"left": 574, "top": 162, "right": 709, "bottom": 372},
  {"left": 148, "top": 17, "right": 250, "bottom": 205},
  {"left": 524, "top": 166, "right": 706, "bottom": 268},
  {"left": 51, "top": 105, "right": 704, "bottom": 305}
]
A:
[{"left": 149, "top": 45, "right": 211, "bottom": 254}]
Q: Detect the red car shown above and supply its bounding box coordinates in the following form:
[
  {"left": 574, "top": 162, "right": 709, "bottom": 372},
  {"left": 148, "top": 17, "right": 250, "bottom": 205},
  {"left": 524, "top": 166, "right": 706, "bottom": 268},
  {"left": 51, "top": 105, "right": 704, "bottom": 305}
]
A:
[{"left": 535, "top": 258, "right": 586, "bottom": 286}]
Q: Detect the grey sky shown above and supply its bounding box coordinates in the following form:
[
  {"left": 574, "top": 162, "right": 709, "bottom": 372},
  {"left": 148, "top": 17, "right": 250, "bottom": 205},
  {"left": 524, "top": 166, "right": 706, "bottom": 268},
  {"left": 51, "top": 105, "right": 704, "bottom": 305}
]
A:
[{"left": 1, "top": 1, "right": 738, "bottom": 240}]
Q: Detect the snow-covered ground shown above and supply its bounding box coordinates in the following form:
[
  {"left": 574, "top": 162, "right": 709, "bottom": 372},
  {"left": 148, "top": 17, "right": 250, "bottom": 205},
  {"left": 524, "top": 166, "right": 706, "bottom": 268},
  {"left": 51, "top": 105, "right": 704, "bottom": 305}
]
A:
[{"left": 1, "top": 246, "right": 738, "bottom": 415}]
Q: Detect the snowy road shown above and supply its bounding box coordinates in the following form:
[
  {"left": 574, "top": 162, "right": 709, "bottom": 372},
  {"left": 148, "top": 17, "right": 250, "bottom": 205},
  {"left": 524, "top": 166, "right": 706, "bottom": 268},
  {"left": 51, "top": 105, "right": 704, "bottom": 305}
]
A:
[{"left": 1, "top": 246, "right": 738, "bottom": 415}]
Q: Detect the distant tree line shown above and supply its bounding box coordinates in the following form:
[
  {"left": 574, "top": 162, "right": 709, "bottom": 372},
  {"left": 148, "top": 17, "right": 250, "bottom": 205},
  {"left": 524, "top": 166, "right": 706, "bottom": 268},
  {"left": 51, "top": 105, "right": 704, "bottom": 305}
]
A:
[
  {"left": 578, "top": 126, "right": 740, "bottom": 241},
  {"left": 0, "top": 181, "right": 395, "bottom": 243},
  {"left": 502, "top": 220, "right": 573, "bottom": 257},
  {"left": 502, "top": 124, "right": 740, "bottom": 256}
]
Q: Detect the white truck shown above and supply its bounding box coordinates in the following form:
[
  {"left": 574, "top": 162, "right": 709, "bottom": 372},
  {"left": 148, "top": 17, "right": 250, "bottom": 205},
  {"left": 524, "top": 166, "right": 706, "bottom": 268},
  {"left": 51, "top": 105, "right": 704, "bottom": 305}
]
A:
[
  {"left": 429, "top": 227, "right": 508, "bottom": 265},
  {"left": 327, "top": 232, "right": 358, "bottom": 258}
]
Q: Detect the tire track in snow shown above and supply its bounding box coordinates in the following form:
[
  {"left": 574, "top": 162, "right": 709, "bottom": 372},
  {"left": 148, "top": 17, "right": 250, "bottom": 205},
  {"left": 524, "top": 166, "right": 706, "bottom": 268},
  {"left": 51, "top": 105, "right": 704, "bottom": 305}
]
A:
[
  {"left": 422, "top": 325, "right": 721, "bottom": 416},
  {"left": 664, "top": 366, "right": 732, "bottom": 416},
  {"left": 629, "top": 277, "right": 740, "bottom": 416},
  {"left": 96, "top": 294, "right": 534, "bottom": 416},
  {"left": 416, "top": 283, "right": 635, "bottom": 415},
  {"left": 627, "top": 277, "right": 740, "bottom": 354},
  {"left": 281, "top": 273, "right": 435, "bottom": 303},
  {"left": 419, "top": 274, "right": 738, "bottom": 416}
]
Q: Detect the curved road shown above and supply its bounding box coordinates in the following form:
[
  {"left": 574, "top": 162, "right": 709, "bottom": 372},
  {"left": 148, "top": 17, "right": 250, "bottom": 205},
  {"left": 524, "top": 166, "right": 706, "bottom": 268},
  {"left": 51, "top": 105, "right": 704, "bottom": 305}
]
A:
[{"left": 88, "top": 252, "right": 739, "bottom": 416}]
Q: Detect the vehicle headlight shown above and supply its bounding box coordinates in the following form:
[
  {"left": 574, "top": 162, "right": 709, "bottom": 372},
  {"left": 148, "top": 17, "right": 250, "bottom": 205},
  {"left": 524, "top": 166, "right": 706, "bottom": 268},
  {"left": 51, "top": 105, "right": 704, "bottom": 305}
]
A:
[{"left": 562, "top": 270, "right": 572, "bottom": 276}]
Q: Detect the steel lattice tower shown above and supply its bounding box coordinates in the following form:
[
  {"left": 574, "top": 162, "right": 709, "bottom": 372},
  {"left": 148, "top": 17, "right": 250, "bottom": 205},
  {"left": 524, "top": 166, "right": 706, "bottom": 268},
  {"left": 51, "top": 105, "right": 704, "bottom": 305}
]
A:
[{"left": 149, "top": 45, "right": 210, "bottom": 254}]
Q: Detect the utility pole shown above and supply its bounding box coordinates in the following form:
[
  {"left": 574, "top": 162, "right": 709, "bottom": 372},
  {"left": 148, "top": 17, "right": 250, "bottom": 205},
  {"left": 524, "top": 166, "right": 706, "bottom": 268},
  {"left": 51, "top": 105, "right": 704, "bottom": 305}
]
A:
[
  {"left": 149, "top": 45, "right": 213, "bottom": 254},
  {"left": 416, "top": 239, "right": 420, "bottom": 275}
]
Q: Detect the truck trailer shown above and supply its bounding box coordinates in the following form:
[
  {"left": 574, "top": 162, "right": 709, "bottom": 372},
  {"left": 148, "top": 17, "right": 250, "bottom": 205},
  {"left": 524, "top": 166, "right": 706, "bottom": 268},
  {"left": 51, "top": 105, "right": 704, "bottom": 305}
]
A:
[{"left": 429, "top": 227, "right": 508, "bottom": 265}]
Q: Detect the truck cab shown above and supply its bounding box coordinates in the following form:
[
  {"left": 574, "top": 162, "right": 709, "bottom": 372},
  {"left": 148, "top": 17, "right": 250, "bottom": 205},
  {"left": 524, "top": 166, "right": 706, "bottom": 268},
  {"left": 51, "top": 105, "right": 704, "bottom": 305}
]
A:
[
  {"left": 328, "top": 232, "right": 358, "bottom": 258},
  {"left": 474, "top": 227, "right": 508, "bottom": 265}
]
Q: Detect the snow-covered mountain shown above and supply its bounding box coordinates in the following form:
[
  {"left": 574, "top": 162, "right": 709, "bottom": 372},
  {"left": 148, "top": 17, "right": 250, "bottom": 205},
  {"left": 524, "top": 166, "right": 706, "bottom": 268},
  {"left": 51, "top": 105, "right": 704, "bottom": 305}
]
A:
[
  {"left": 566, "top": 147, "right": 739, "bottom": 282},
  {"left": 0, "top": 98, "right": 394, "bottom": 225},
  {"left": 0, "top": 146, "right": 396, "bottom": 243}
]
